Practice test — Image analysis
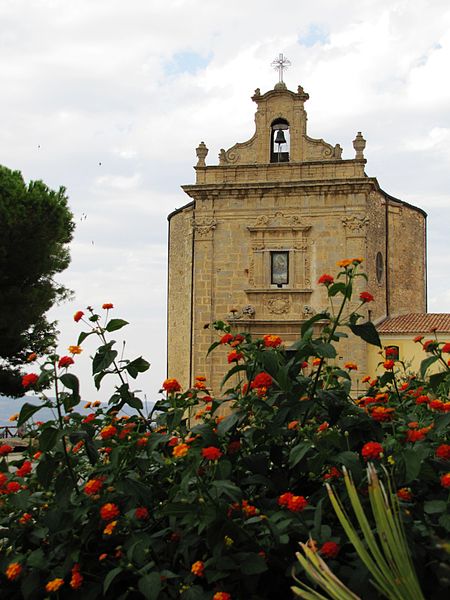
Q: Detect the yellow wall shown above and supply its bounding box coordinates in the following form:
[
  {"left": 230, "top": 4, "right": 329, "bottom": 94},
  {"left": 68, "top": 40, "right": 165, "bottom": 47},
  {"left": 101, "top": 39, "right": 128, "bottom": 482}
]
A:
[{"left": 367, "top": 334, "right": 450, "bottom": 378}]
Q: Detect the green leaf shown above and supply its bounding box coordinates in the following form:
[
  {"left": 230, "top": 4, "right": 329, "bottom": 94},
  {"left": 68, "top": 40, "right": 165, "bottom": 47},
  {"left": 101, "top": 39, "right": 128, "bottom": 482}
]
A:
[
  {"left": 238, "top": 553, "right": 268, "bottom": 575},
  {"left": 420, "top": 355, "right": 439, "bottom": 378},
  {"left": 328, "top": 282, "right": 347, "bottom": 297},
  {"left": 125, "top": 356, "right": 151, "bottom": 379},
  {"left": 105, "top": 318, "right": 129, "bottom": 332},
  {"left": 216, "top": 412, "right": 239, "bottom": 436},
  {"left": 349, "top": 321, "right": 382, "bottom": 348},
  {"left": 210, "top": 479, "right": 242, "bottom": 501},
  {"left": 433, "top": 413, "right": 450, "bottom": 435},
  {"left": 26, "top": 548, "right": 45, "bottom": 569},
  {"left": 301, "top": 312, "right": 329, "bottom": 337},
  {"left": 39, "top": 426, "right": 60, "bottom": 452},
  {"left": 138, "top": 572, "right": 162, "bottom": 600},
  {"left": 424, "top": 500, "right": 447, "bottom": 514},
  {"left": 289, "top": 443, "right": 311, "bottom": 468},
  {"left": 92, "top": 347, "right": 118, "bottom": 375},
  {"left": 59, "top": 372, "right": 79, "bottom": 393},
  {"left": 429, "top": 370, "right": 449, "bottom": 391},
  {"left": 207, "top": 340, "right": 221, "bottom": 356},
  {"left": 439, "top": 513, "right": 450, "bottom": 532},
  {"left": 77, "top": 330, "right": 93, "bottom": 346},
  {"left": 313, "top": 342, "right": 337, "bottom": 359},
  {"left": 36, "top": 455, "right": 59, "bottom": 488},
  {"left": 103, "top": 567, "right": 123, "bottom": 594},
  {"left": 402, "top": 448, "right": 421, "bottom": 483},
  {"left": 18, "top": 402, "right": 44, "bottom": 427},
  {"left": 221, "top": 363, "right": 247, "bottom": 387}
]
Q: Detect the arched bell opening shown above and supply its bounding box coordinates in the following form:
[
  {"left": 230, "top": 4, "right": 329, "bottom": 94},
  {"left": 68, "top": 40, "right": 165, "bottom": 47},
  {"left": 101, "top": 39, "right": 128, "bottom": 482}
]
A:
[{"left": 270, "top": 118, "right": 290, "bottom": 163}]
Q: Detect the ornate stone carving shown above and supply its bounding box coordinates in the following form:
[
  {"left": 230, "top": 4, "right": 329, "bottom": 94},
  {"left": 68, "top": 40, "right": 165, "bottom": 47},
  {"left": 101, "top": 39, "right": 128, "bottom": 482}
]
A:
[
  {"left": 195, "top": 142, "right": 208, "bottom": 167},
  {"left": 248, "top": 258, "right": 255, "bottom": 286},
  {"left": 252, "top": 212, "right": 310, "bottom": 229},
  {"left": 193, "top": 216, "right": 217, "bottom": 237},
  {"left": 334, "top": 144, "right": 343, "bottom": 159},
  {"left": 267, "top": 297, "right": 291, "bottom": 314},
  {"left": 341, "top": 215, "right": 369, "bottom": 232},
  {"left": 294, "top": 239, "right": 308, "bottom": 251},
  {"left": 242, "top": 305, "right": 256, "bottom": 317},
  {"left": 353, "top": 132, "right": 366, "bottom": 160}
]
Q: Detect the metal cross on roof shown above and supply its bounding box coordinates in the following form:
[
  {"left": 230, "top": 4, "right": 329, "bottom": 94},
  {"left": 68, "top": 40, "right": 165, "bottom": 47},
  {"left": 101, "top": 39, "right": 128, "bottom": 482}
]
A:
[{"left": 271, "top": 53, "right": 291, "bottom": 83}]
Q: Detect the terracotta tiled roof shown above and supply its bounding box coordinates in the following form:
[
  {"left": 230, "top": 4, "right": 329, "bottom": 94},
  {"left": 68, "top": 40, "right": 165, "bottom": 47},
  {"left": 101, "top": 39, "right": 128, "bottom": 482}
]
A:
[{"left": 377, "top": 313, "right": 450, "bottom": 334}]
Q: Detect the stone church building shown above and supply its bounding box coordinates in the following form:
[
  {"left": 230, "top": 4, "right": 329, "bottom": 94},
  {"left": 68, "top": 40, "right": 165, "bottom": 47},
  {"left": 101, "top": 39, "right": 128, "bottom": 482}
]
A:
[{"left": 167, "top": 79, "right": 427, "bottom": 391}]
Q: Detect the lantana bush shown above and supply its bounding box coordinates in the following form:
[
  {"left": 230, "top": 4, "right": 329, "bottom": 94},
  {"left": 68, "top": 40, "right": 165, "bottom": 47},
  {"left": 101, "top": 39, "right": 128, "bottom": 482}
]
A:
[{"left": 0, "top": 262, "right": 449, "bottom": 599}]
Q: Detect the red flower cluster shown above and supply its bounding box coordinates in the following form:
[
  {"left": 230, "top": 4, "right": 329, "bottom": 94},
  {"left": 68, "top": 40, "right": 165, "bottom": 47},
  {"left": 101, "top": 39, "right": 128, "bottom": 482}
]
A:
[
  {"left": 213, "top": 593, "right": 231, "bottom": 600},
  {"left": 318, "top": 274, "right": 334, "bottom": 286},
  {"left": 16, "top": 461, "right": 32, "bottom": 477},
  {"left": 162, "top": 378, "right": 181, "bottom": 393},
  {"left": 83, "top": 477, "right": 105, "bottom": 496},
  {"left": 397, "top": 488, "right": 413, "bottom": 502},
  {"left": 442, "top": 343, "right": 450, "bottom": 353},
  {"left": 191, "top": 561, "right": 205, "bottom": 577},
  {"left": 359, "top": 291, "right": 374, "bottom": 303},
  {"left": 73, "top": 310, "right": 84, "bottom": 322},
  {"left": 361, "top": 441, "right": 383, "bottom": 461},
  {"left": 383, "top": 360, "right": 395, "bottom": 370},
  {"left": 263, "top": 334, "right": 282, "bottom": 348},
  {"left": 320, "top": 541, "right": 340, "bottom": 559},
  {"left": 0, "top": 444, "right": 13, "bottom": 456},
  {"left": 227, "top": 350, "right": 243, "bottom": 363},
  {"left": 220, "top": 333, "right": 233, "bottom": 344},
  {"left": 100, "top": 425, "right": 118, "bottom": 440},
  {"left": 278, "top": 492, "right": 308, "bottom": 512},
  {"left": 370, "top": 406, "right": 395, "bottom": 422},
  {"left": 251, "top": 372, "right": 273, "bottom": 389},
  {"left": 58, "top": 355, "right": 74, "bottom": 368},
  {"left": 100, "top": 503, "right": 120, "bottom": 521},
  {"left": 436, "top": 444, "right": 450, "bottom": 460},
  {"left": 440, "top": 473, "right": 450, "bottom": 488},
  {"left": 102, "top": 303, "right": 114, "bottom": 309},
  {"left": 201, "top": 446, "right": 223, "bottom": 461},
  {"left": 135, "top": 507, "right": 150, "bottom": 520},
  {"left": 323, "top": 467, "right": 342, "bottom": 481},
  {"left": 22, "top": 373, "right": 39, "bottom": 388},
  {"left": 70, "top": 563, "right": 83, "bottom": 590}
]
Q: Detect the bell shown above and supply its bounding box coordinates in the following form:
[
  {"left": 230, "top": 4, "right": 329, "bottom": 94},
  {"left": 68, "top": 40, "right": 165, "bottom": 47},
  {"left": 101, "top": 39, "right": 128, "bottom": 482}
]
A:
[{"left": 274, "top": 129, "right": 286, "bottom": 144}]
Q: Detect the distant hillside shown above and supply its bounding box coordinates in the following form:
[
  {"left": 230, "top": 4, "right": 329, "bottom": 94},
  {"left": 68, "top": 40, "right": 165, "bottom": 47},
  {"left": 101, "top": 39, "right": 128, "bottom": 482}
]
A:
[{"left": 0, "top": 395, "right": 156, "bottom": 426}]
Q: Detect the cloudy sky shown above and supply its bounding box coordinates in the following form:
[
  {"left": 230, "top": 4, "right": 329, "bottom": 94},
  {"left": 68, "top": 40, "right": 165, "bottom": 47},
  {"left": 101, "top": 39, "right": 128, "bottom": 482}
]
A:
[{"left": 1, "top": 0, "right": 449, "bottom": 404}]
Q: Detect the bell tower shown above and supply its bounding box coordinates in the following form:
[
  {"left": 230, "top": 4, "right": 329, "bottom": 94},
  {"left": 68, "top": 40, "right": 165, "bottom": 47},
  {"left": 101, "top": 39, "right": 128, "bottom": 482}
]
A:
[{"left": 167, "top": 68, "right": 427, "bottom": 391}]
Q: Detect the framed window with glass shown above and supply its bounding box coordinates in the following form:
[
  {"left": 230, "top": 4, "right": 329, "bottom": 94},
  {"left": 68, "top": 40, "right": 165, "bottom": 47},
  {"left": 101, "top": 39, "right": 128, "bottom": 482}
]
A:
[{"left": 271, "top": 251, "right": 289, "bottom": 286}]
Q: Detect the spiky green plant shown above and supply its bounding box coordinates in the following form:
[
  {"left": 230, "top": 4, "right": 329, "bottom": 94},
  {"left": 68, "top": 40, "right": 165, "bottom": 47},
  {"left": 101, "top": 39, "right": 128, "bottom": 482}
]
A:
[{"left": 292, "top": 464, "right": 425, "bottom": 600}]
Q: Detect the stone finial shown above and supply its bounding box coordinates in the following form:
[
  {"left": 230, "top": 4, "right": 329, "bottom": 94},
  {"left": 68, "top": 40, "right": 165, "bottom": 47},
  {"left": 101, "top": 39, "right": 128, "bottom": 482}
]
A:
[
  {"left": 254, "top": 88, "right": 260, "bottom": 97},
  {"left": 196, "top": 141, "right": 208, "bottom": 167},
  {"left": 218, "top": 149, "right": 227, "bottom": 165},
  {"left": 353, "top": 132, "right": 366, "bottom": 160},
  {"left": 334, "top": 144, "right": 343, "bottom": 159}
]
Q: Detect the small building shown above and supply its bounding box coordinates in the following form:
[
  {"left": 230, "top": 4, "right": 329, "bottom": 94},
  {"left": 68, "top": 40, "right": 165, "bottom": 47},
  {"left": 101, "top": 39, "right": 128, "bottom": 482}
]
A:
[
  {"left": 167, "top": 78, "right": 427, "bottom": 391},
  {"left": 368, "top": 313, "right": 450, "bottom": 376}
]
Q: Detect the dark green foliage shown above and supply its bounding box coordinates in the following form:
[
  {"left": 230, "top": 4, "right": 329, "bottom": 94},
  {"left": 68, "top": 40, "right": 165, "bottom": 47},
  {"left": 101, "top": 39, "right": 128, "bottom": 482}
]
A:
[{"left": 0, "top": 165, "right": 74, "bottom": 395}]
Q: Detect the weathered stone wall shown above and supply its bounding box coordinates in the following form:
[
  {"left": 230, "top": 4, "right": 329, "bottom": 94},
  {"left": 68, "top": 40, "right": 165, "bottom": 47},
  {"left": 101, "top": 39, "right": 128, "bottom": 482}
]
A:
[
  {"left": 387, "top": 202, "right": 427, "bottom": 316},
  {"left": 167, "top": 205, "right": 194, "bottom": 387}
]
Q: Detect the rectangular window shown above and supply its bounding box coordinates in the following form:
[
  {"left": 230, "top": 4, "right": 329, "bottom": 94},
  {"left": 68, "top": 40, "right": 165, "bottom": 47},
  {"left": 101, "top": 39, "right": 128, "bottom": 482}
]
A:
[
  {"left": 271, "top": 251, "right": 289, "bottom": 286},
  {"left": 384, "top": 345, "right": 399, "bottom": 360}
]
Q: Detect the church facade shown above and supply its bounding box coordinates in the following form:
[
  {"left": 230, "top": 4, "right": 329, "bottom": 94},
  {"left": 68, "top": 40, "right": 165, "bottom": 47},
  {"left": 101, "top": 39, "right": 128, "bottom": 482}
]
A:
[{"left": 167, "top": 80, "right": 427, "bottom": 391}]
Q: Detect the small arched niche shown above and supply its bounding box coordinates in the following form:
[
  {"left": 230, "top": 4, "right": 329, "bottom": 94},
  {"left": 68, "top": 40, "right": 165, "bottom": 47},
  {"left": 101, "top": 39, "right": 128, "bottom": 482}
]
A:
[{"left": 270, "top": 118, "right": 290, "bottom": 163}]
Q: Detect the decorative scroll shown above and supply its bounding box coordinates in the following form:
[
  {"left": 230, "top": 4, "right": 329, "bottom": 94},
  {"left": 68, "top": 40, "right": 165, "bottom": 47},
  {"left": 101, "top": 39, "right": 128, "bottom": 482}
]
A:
[
  {"left": 341, "top": 215, "right": 369, "bottom": 233},
  {"left": 192, "top": 216, "right": 217, "bottom": 238},
  {"left": 267, "top": 297, "right": 291, "bottom": 314}
]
